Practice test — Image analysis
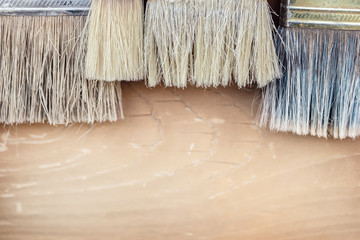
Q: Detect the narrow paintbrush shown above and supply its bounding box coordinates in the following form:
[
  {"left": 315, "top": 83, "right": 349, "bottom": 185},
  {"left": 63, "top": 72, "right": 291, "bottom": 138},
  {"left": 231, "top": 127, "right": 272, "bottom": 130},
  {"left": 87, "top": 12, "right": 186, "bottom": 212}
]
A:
[
  {"left": 259, "top": 0, "right": 360, "bottom": 139},
  {"left": 144, "top": 0, "right": 281, "bottom": 88},
  {"left": 0, "top": 1, "right": 123, "bottom": 125},
  {"left": 85, "top": 0, "right": 145, "bottom": 82}
]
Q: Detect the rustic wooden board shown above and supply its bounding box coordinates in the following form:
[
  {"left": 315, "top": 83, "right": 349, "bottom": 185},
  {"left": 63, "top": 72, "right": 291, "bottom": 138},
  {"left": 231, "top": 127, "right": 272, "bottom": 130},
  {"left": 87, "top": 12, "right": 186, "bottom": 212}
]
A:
[{"left": 0, "top": 82, "right": 359, "bottom": 239}]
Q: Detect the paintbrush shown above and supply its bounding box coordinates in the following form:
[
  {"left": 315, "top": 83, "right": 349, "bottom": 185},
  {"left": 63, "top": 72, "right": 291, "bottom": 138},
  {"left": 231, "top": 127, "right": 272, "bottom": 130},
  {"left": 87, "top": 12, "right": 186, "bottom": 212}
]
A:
[
  {"left": 259, "top": 0, "right": 360, "bottom": 139},
  {"left": 0, "top": 0, "right": 123, "bottom": 125},
  {"left": 144, "top": 0, "right": 281, "bottom": 88},
  {"left": 85, "top": 0, "right": 145, "bottom": 82}
]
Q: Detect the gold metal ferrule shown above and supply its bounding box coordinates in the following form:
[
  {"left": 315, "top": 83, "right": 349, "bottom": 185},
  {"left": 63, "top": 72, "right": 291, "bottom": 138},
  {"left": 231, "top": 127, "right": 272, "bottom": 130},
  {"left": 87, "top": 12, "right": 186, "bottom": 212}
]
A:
[{"left": 280, "top": 0, "right": 360, "bottom": 30}]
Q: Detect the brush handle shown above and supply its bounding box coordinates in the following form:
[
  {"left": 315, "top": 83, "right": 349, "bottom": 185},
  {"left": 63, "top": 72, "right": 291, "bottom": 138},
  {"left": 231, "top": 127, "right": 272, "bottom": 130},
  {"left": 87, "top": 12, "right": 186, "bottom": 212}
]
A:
[
  {"left": 281, "top": 0, "right": 360, "bottom": 30},
  {"left": 0, "top": 0, "right": 90, "bottom": 16}
]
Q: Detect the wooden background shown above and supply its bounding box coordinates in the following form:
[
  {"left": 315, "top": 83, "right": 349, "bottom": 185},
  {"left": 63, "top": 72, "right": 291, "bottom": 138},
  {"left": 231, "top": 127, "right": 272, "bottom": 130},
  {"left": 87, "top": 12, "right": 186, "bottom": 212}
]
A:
[{"left": 1, "top": 1, "right": 360, "bottom": 240}]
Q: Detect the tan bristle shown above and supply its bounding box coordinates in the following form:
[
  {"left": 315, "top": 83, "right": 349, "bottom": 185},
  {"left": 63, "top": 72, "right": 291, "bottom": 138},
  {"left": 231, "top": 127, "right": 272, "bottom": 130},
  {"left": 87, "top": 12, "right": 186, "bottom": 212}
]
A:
[
  {"left": 0, "top": 16, "right": 123, "bottom": 125},
  {"left": 144, "top": 0, "right": 280, "bottom": 88},
  {"left": 85, "top": 0, "right": 145, "bottom": 81}
]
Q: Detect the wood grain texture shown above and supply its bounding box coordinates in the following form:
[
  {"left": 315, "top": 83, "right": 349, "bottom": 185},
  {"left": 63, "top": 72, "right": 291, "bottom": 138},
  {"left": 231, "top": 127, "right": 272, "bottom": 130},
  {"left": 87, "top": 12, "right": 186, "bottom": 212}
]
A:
[{"left": 0, "top": 82, "right": 360, "bottom": 239}]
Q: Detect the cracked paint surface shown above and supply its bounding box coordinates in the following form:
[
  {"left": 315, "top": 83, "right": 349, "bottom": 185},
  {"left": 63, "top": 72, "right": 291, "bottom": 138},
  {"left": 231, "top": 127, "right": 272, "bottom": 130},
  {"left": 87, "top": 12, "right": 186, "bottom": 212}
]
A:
[{"left": 0, "top": 82, "right": 360, "bottom": 239}]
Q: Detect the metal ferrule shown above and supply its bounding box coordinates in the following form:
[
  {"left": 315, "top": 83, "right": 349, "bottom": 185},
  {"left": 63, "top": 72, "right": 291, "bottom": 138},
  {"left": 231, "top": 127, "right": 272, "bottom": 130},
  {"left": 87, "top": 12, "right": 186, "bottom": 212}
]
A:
[
  {"left": 0, "top": 0, "right": 91, "bottom": 16},
  {"left": 280, "top": 0, "right": 360, "bottom": 30}
]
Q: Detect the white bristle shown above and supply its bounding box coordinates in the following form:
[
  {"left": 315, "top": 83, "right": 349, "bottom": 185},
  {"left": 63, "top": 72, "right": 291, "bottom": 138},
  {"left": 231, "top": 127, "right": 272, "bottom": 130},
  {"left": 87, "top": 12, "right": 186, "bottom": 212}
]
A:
[
  {"left": 0, "top": 16, "right": 123, "bottom": 125},
  {"left": 144, "top": 0, "right": 280, "bottom": 88},
  {"left": 85, "top": 0, "right": 145, "bottom": 81}
]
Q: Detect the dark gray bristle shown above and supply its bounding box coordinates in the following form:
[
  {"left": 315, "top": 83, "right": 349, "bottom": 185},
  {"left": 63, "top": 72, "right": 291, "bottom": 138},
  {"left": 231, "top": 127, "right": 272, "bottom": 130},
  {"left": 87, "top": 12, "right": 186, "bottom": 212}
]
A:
[{"left": 258, "top": 27, "right": 360, "bottom": 139}]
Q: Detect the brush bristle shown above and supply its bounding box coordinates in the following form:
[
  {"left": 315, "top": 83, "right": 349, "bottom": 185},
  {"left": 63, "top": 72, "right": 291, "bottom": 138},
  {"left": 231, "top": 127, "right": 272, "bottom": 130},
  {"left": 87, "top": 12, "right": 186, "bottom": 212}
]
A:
[
  {"left": 258, "top": 27, "right": 360, "bottom": 139},
  {"left": 0, "top": 16, "right": 123, "bottom": 125},
  {"left": 85, "top": 0, "right": 145, "bottom": 81},
  {"left": 144, "top": 0, "right": 280, "bottom": 88}
]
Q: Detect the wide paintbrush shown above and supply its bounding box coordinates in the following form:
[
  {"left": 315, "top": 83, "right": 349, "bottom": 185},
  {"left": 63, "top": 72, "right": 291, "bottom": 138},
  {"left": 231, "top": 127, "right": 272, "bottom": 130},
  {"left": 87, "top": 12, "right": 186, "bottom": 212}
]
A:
[
  {"left": 0, "top": 0, "right": 123, "bottom": 125},
  {"left": 259, "top": 0, "right": 360, "bottom": 139}
]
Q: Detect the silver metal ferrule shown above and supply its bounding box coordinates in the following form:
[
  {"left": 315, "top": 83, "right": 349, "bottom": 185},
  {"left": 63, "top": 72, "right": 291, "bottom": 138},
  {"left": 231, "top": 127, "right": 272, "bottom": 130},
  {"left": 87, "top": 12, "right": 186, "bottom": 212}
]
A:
[
  {"left": 280, "top": 0, "right": 360, "bottom": 30},
  {"left": 0, "top": 0, "right": 91, "bottom": 16}
]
